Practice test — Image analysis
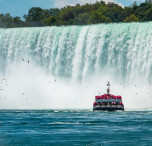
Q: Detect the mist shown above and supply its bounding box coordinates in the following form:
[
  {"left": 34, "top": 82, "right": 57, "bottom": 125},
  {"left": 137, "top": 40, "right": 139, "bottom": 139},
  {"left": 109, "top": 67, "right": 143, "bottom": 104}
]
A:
[{"left": 0, "top": 59, "right": 151, "bottom": 110}]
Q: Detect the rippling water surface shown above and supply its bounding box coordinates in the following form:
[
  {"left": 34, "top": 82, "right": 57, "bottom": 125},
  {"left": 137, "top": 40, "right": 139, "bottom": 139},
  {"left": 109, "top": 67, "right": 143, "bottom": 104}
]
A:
[{"left": 0, "top": 110, "right": 152, "bottom": 145}]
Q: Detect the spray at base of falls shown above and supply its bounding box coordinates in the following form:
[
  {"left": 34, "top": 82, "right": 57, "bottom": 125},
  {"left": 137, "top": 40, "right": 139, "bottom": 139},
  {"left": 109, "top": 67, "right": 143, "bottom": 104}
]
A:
[
  {"left": 0, "top": 61, "right": 151, "bottom": 110},
  {"left": 0, "top": 23, "right": 152, "bottom": 110}
]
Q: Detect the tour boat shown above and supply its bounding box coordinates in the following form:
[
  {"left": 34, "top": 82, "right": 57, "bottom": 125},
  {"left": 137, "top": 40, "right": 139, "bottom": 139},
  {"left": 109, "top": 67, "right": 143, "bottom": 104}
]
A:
[{"left": 93, "top": 82, "right": 124, "bottom": 111}]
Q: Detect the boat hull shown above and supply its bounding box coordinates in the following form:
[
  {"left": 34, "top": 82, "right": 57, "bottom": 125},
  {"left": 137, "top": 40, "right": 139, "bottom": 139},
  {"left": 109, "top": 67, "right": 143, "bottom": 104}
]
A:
[{"left": 93, "top": 106, "right": 124, "bottom": 111}]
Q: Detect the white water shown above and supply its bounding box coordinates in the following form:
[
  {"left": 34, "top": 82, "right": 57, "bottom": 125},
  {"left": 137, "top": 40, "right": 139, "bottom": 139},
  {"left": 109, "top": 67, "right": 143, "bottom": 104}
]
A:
[{"left": 0, "top": 22, "right": 152, "bottom": 110}]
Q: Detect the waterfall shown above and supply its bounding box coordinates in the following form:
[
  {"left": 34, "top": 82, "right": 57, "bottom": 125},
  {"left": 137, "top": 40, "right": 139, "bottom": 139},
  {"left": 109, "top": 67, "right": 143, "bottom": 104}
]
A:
[{"left": 0, "top": 22, "right": 152, "bottom": 109}]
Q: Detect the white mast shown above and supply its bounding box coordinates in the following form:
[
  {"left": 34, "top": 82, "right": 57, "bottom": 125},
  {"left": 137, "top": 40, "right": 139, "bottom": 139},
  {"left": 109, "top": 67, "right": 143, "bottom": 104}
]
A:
[{"left": 107, "top": 82, "right": 111, "bottom": 95}]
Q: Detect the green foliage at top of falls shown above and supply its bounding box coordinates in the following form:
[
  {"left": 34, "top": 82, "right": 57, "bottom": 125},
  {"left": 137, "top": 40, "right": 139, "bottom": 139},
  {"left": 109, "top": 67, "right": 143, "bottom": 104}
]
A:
[{"left": 1, "top": 0, "right": 152, "bottom": 28}]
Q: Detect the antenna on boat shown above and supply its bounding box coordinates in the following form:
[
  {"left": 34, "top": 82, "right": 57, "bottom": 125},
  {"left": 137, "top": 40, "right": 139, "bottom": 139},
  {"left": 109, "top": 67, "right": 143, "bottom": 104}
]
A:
[{"left": 107, "top": 81, "right": 111, "bottom": 95}]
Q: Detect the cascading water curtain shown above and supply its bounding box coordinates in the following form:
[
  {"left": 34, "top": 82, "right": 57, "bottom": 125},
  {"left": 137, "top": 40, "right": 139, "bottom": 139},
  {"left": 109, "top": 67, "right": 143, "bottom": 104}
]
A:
[
  {"left": 1, "top": 23, "right": 152, "bottom": 84},
  {"left": 0, "top": 22, "right": 152, "bottom": 109}
]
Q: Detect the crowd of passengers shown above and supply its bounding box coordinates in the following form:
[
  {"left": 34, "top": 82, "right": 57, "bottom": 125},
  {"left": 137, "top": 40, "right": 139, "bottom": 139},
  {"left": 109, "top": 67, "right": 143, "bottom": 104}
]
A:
[{"left": 95, "top": 94, "right": 122, "bottom": 99}]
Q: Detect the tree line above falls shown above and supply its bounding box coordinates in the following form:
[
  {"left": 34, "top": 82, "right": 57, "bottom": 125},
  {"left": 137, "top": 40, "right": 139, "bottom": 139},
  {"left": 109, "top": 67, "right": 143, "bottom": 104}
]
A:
[{"left": 1, "top": 0, "right": 152, "bottom": 28}]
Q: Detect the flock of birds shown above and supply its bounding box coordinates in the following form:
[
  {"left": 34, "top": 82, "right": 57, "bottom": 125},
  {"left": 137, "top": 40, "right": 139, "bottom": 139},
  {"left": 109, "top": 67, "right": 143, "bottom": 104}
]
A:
[
  {"left": 0, "top": 58, "right": 30, "bottom": 101},
  {"left": 0, "top": 78, "right": 7, "bottom": 100},
  {"left": 0, "top": 57, "right": 57, "bottom": 102},
  {"left": 22, "top": 58, "right": 29, "bottom": 63}
]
